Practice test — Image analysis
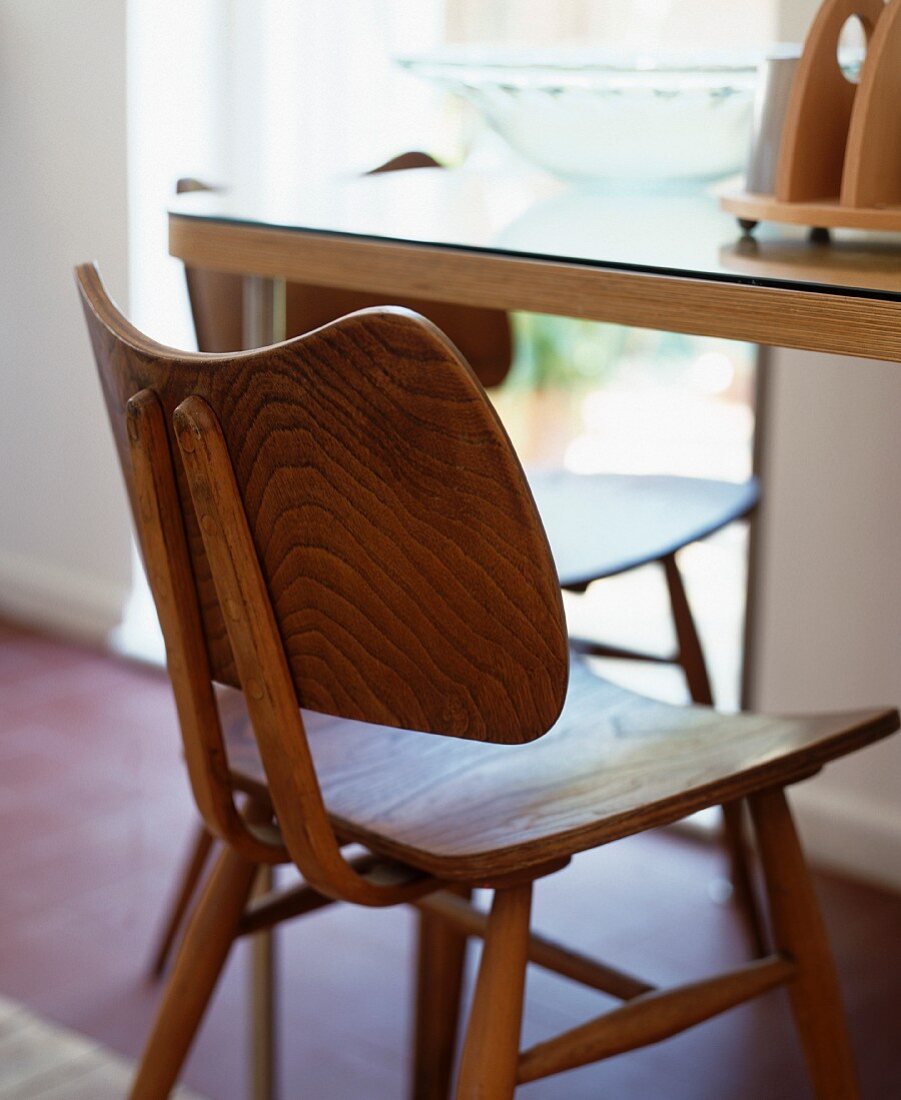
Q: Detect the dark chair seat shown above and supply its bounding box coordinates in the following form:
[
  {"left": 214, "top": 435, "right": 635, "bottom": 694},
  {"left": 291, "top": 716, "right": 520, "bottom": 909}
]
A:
[
  {"left": 529, "top": 471, "right": 760, "bottom": 587},
  {"left": 222, "top": 661, "right": 893, "bottom": 882}
]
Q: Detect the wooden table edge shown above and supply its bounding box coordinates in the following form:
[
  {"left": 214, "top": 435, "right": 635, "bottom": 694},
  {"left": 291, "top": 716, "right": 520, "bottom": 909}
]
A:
[{"left": 169, "top": 214, "right": 901, "bottom": 362}]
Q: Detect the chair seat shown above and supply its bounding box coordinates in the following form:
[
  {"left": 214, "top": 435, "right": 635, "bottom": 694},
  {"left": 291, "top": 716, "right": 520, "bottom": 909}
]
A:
[
  {"left": 530, "top": 472, "right": 760, "bottom": 588},
  {"left": 222, "top": 660, "right": 896, "bottom": 883}
]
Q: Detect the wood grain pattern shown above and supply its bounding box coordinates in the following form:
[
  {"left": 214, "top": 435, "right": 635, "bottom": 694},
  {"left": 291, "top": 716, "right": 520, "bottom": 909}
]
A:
[
  {"left": 222, "top": 659, "right": 898, "bottom": 882},
  {"left": 168, "top": 218, "right": 901, "bottom": 363},
  {"left": 79, "top": 262, "right": 568, "bottom": 743},
  {"left": 285, "top": 283, "right": 513, "bottom": 390},
  {"left": 173, "top": 393, "right": 435, "bottom": 906},
  {"left": 775, "top": 0, "right": 885, "bottom": 203},
  {"left": 77, "top": 262, "right": 900, "bottom": 1098}
]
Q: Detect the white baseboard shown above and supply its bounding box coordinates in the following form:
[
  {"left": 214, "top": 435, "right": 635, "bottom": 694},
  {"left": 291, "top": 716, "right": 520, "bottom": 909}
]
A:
[
  {"left": 788, "top": 781, "right": 901, "bottom": 893},
  {"left": 0, "top": 549, "right": 128, "bottom": 644}
]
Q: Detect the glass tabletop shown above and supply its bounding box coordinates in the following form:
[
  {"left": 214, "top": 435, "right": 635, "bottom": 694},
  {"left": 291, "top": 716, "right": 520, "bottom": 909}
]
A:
[{"left": 169, "top": 166, "right": 901, "bottom": 301}]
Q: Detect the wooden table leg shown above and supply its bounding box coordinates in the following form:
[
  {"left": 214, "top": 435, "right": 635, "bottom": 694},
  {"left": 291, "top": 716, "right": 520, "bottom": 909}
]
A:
[
  {"left": 250, "top": 863, "right": 277, "bottom": 1100},
  {"left": 242, "top": 276, "right": 286, "bottom": 350},
  {"left": 413, "top": 885, "right": 472, "bottom": 1099}
]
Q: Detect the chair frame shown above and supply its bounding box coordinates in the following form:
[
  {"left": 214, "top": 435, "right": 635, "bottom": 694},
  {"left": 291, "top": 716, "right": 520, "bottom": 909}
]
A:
[
  {"left": 77, "top": 263, "right": 888, "bottom": 1100},
  {"left": 133, "top": 387, "right": 860, "bottom": 1100}
]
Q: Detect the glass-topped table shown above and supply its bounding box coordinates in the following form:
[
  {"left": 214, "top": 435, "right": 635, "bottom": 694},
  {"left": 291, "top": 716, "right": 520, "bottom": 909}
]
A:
[
  {"left": 169, "top": 166, "right": 901, "bottom": 361},
  {"left": 168, "top": 166, "right": 901, "bottom": 708}
]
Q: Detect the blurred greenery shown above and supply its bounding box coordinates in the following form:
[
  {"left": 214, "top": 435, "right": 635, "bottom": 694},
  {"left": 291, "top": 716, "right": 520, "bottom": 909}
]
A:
[
  {"left": 508, "top": 313, "right": 625, "bottom": 390},
  {"left": 507, "top": 313, "right": 716, "bottom": 391}
]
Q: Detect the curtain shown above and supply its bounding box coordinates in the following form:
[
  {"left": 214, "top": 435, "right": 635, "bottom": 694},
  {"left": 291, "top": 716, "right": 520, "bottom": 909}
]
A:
[
  {"left": 128, "top": 0, "right": 445, "bottom": 345},
  {"left": 121, "top": 0, "right": 445, "bottom": 657}
]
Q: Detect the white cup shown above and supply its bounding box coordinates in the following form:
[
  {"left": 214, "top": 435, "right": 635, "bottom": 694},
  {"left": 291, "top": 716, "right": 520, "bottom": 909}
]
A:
[{"left": 745, "top": 55, "right": 799, "bottom": 195}]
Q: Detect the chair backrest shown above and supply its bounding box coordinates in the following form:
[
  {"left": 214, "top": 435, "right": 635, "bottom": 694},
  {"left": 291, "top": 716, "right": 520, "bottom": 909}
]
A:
[
  {"left": 176, "top": 154, "right": 514, "bottom": 387},
  {"left": 77, "top": 262, "right": 567, "bottom": 745}
]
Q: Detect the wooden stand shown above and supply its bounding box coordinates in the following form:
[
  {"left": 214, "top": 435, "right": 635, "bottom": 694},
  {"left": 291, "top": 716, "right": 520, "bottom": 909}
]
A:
[{"left": 722, "top": 0, "right": 901, "bottom": 234}]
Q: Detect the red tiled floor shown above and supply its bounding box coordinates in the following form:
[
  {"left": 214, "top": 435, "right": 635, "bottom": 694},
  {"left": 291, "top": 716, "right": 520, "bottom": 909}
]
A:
[{"left": 1, "top": 621, "right": 899, "bottom": 1098}]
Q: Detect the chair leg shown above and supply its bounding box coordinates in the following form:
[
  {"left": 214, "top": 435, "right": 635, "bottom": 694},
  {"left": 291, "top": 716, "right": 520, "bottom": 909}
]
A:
[
  {"left": 456, "top": 882, "right": 532, "bottom": 1100},
  {"left": 661, "top": 551, "right": 713, "bottom": 707},
  {"left": 662, "top": 552, "right": 768, "bottom": 954},
  {"left": 130, "top": 843, "right": 259, "bottom": 1100},
  {"left": 250, "top": 864, "right": 277, "bottom": 1100},
  {"left": 721, "top": 800, "right": 769, "bottom": 956},
  {"left": 412, "top": 886, "right": 472, "bottom": 1100},
  {"left": 749, "top": 787, "right": 860, "bottom": 1100},
  {"left": 149, "top": 822, "right": 215, "bottom": 977}
]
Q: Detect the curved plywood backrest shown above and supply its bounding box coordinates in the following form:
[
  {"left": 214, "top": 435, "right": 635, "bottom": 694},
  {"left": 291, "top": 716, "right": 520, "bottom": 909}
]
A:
[
  {"left": 77, "top": 263, "right": 568, "bottom": 743},
  {"left": 176, "top": 158, "right": 514, "bottom": 387}
]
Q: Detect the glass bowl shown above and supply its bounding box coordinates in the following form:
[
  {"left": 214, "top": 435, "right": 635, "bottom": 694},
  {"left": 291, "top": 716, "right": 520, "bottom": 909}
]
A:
[{"left": 397, "top": 47, "right": 760, "bottom": 183}]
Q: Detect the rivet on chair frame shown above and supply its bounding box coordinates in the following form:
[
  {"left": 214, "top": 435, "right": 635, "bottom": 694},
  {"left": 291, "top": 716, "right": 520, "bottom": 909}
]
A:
[{"left": 245, "top": 679, "right": 266, "bottom": 701}]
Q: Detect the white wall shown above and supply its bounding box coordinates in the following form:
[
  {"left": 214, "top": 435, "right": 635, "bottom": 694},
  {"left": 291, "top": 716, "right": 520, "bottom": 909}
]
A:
[
  {"left": 126, "top": 0, "right": 445, "bottom": 350},
  {"left": 127, "top": 0, "right": 231, "bottom": 348},
  {"left": 740, "top": 0, "right": 901, "bottom": 891},
  {"left": 0, "top": 0, "right": 132, "bottom": 640},
  {"left": 753, "top": 350, "right": 901, "bottom": 889}
]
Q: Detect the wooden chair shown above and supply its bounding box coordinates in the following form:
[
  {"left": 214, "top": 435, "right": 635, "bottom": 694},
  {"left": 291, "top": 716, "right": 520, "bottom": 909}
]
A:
[
  {"left": 78, "top": 261, "right": 897, "bottom": 1099},
  {"left": 163, "top": 163, "right": 764, "bottom": 969}
]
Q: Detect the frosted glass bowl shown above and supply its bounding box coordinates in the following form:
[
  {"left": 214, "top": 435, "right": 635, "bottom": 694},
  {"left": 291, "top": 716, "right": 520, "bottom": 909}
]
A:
[{"left": 398, "top": 48, "right": 759, "bottom": 183}]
